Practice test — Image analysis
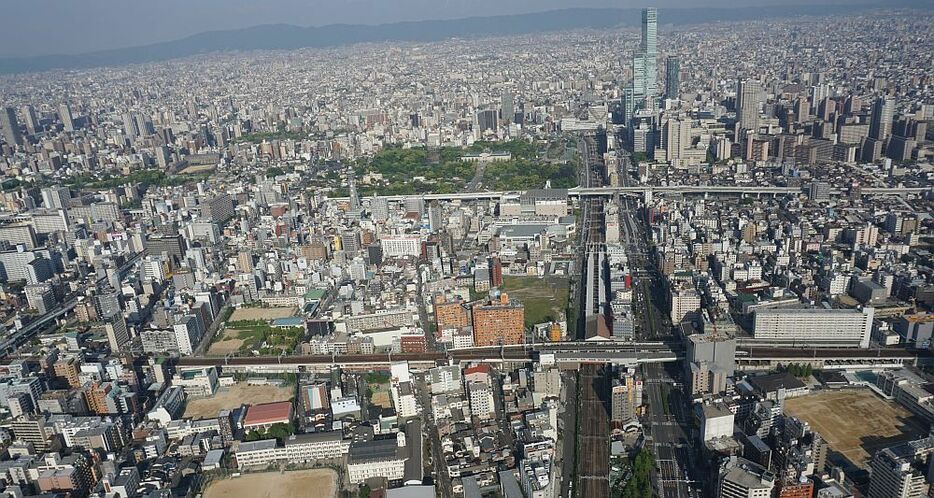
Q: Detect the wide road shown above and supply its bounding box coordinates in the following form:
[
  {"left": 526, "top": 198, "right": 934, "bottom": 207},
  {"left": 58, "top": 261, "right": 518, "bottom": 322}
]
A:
[
  {"left": 617, "top": 139, "right": 699, "bottom": 498},
  {"left": 643, "top": 362, "right": 697, "bottom": 498}
]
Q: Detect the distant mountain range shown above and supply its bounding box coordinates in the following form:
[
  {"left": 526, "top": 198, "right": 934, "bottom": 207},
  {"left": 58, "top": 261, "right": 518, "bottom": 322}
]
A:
[{"left": 0, "top": 2, "right": 928, "bottom": 75}]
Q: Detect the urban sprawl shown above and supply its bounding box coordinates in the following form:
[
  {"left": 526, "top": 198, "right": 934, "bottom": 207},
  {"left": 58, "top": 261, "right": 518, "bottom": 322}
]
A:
[{"left": 0, "top": 6, "right": 931, "bottom": 498}]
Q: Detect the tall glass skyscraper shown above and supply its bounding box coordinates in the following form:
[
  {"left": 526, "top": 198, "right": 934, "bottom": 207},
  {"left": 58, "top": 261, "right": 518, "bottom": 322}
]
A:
[
  {"left": 665, "top": 56, "right": 680, "bottom": 99},
  {"left": 634, "top": 8, "right": 658, "bottom": 100},
  {"left": 628, "top": 8, "right": 658, "bottom": 121},
  {"left": 869, "top": 95, "right": 895, "bottom": 141},
  {"left": 641, "top": 8, "right": 657, "bottom": 57},
  {"left": 0, "top": 107, "right": 23, "bottom": 146}
]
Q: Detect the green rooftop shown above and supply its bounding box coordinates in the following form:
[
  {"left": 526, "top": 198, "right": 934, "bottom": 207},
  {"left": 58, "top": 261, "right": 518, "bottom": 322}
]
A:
[{"left": 304, "top": 289, "right": 328, "bottom": 300}]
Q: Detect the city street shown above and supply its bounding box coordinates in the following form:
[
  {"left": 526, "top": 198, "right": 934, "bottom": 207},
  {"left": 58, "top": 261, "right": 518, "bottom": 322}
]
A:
[
  {"left": 617, "top": 136, "right": 700, "bottom": 498},
  {"left": 414, "top": 373, "right": 453, "bottom": 498}
]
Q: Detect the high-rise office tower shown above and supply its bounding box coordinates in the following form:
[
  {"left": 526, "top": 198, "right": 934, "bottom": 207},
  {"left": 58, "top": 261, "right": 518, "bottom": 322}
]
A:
[
  {"left": 736, "top": 79, "right": 764, "bottom": 133},
  {"left": 623, "top": 87, "right": 638, "bottom": 124},
  {"left": 134, "top": 113, "right": 154, "bottom": 136},
  {"left": 662, "top": 116, "right": 690, "bottom": 162},
  {"left": 0, "top": 107, "right": 23, "bottom": 146},
  {"left": 627, "top": 8, "right": 659, "bottom": 132},
  {"left": 641, "top": 8, "right": 657, "bottom": 59},
  {"left": 632, "top": 8, "right": 658, "bottom": 102},
  {"left": 665, "top": 56, "right": 680, "bottom": 99},
  {"left": 59, "top": 103, "right": 75, "bottom": 132},
  {"left": 501, "top": 93, "right": 515, "bottom": 124},
  {"left": 21, "top": 105, "right": 38, "bottom": 135},
  {"left": 123, "top": 112, "right": 139, "bottom": 140},
  {"left": 476, "top": 109, "right": 498, "bottom": 134},
  {"left": 869, "top": 96, "right": 895, "bottom": 141}
]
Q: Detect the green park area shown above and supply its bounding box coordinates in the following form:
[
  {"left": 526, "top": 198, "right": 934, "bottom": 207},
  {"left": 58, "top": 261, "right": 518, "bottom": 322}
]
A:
[
  {"left": 363, "top": 372, "right": 393, "bottom": 409},
  {"left": 478, "top": 139, "right": 577, "bottom": 190},
  {"left": 219, "top": 319, "right": 304, "bottom": 355},
  {"left": 357, "top": 145, "right": 474, "bottom": 195},
  {"left": 501, "top": 275, "right": 570, "bottom": 327},
  {"left": 356, "top": 139, "right": 578, "bottom": 195}
]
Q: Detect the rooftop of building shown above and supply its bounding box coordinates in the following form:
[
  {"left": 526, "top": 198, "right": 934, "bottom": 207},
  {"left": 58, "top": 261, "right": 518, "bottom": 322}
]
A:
[
  {"left": 748, "top": 372, "right": 807, "bottom": 393},
  {"left": 348, "top": 436, "right": 402, "bottom": 464},
  {"left": 243, "top": 401, "right": 292, "bottom": 426},
  {"left": 283, "top": 430, "right": 344, "bottom": 446},
  {"left": 237, "top": 439, "right": 277, "bottom": 452},
  {"left": 721, "top": 457, "right": 774, "bottom": 489}
]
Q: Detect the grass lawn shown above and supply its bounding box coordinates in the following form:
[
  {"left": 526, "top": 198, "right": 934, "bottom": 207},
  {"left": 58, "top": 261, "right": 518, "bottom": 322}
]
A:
[
  {"left": 214, "top": 320, "right": 304, "bottom": 354},
  {"left": 501, "top": 275, "right": 570, "bottom": 327}
]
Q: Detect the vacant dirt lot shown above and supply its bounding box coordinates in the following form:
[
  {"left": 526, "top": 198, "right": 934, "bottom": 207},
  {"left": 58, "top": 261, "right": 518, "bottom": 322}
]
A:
[
  {"left": 183, "top": 383, "right": 293, "bottom": 420},
  {"left": 204, "top": 469, "right": 336, "bottom": 498},
  {"left": 784, "top": 389, "right": 926, "bottom": 468},
  {"left": 229, "top": 306, "right": 297, "bottom": 322},
  {"left": 206, "top": 337, "right": 244, "bottom": 355}
]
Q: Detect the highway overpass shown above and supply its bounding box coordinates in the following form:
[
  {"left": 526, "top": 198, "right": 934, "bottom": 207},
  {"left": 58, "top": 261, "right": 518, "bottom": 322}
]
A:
[
  {"left": 327, "top": 185, "right": 929, "bottom": 203},
  {"left": 0, "top": 298, "right": 78, "bottom": 354},
  {"left": 170, "top": 342, "right": 930, "bottom": 373},
  {"left": 175, "top": 344, "right": 683, "bottom": 373}
]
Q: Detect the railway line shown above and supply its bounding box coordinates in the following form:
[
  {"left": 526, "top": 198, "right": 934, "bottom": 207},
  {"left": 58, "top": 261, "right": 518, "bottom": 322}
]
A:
[{"left": 574, "top": 133, "right": 612, "bottom": 498}]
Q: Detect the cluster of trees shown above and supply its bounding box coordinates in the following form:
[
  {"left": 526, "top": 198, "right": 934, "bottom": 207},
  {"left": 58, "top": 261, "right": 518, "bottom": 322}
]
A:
[
  {"left": 467, "top": 139, "right": 538, "bottom": 159},
  {"left": 364, "top": 372, "right": 390, "bottom": 384},
  {"left": 616, "top": 448, "right": 655, "bottom": 498},
  {"left": 360, "top": 139, "right": 576, "bottom": 194},
  {"left": 484, "top": 159, "right": 577, "bottom": 190},
  {"left": 1, "top": 178, "right": 26, "bottom": 192},
  {"left": 361, "top": 146, "right": 474, "bottom": 194},
  {"left": 781, "top": 363, "right": 814, "bottom": 378},
  {"left": 265, "top": 165, "right": 294, "bottom": 178},
  {"left": 469, "top": 139, "right": 577, "bottom": 190},
  {"left": 244, "top": 422, "right": 295, "bottom": 443},
  {"left": 631, "top": 151, "right": 648, "bottom": 163},
  {"left": 226, "top": 320, "right": 305, "bottom": 354}
]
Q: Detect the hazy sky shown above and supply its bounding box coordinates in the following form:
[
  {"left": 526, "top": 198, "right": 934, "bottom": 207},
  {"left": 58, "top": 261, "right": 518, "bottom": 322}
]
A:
[{"left": 0, "top": 0, "right": 877, "bottom": 57}]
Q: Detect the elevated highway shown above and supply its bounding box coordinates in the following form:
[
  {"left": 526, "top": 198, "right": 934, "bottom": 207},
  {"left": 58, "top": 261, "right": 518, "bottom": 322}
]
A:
[
  {"left": 327, "top": 185, "right": 928, "bottom": 203},
  {"left": 170, "top": 342, "right": 930, "bottom": 373},
  {"left": 174, "top": 341, "right": 683, "bottom": 372}
]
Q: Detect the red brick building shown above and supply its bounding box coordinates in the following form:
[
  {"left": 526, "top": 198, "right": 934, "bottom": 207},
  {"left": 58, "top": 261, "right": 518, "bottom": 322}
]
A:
[{"left": 778, "top": 480, "right": 813, "bottom": 498}]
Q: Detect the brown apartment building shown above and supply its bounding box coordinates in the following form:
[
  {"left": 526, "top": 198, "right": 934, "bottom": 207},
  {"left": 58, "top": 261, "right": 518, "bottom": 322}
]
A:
[
  {"left": 434, "top": 295, "right": 469, "bottom": 337},
  {"left": 471, "top": 294, "right": 525, "bottom": 346}
]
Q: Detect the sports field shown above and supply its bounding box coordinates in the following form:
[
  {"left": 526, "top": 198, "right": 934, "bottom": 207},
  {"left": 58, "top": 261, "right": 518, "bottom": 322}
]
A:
[
  {"left": 784, "top": 389, "right": 926, "bottom": 468},
  {"left": 203, "top": 469, "right": 336, "bottom": 498}
]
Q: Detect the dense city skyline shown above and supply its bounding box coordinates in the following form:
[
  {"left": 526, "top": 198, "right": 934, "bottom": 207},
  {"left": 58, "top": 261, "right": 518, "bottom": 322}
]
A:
[{"left": 0, "top": 4, "right": 931, "bottom": 498}]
